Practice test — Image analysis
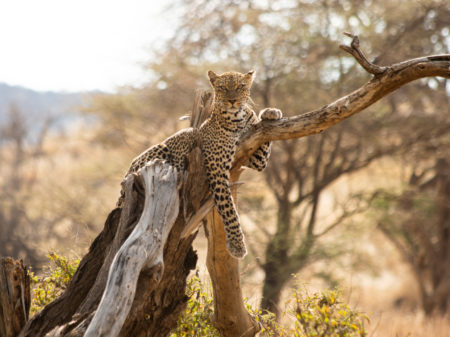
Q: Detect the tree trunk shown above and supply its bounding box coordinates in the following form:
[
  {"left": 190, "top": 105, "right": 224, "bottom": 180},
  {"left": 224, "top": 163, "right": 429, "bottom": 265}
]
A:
[
  {"left": 433, "top": 158, "right": 450, "bottom": 315},
  {"left": 85, "top": 161, "right": 180, "bottom": 337},
  {"left": 0, "top": 258, "right": 30, "bottom": 337},
  {"left": 420, "top": 158, "right": 450, "bottom": 315},
  {"left": 205, "top": 168, "right": 260, "bottom": 336},
  {"left": 17, "top": 161, "right": 198, "bottom": 337},
  {"left": 260, "top": 269, "right": 286, "bottom": 317},
  {"left": 260, "top": 205, "right": 292, "bottom": 317}
]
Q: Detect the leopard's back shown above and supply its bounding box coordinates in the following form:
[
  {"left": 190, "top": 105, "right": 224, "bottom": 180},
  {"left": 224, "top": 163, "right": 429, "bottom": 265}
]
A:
[
  {"left": 116, "top": 127, "right": 196, "bottom": 207},
  {"left": 127, "top": 127, "right": 197, "bottom": 175}
]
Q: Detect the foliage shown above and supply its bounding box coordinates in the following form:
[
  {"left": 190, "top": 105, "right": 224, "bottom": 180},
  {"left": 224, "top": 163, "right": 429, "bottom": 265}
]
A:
[
  {"left": 170, "top": 273, "right": 219, "bottom": 337},
  {"left": 29, "top": 257, "right": 369, "bottom": 336},
  {"left": 29, "top": 253, "right": 80, "bottom": 314},
  {"left": 288, "top": 288, "right": 369, "bottom": 337},
  {"left": 171, "top": 274, "right": 369, "bottom": 337}
]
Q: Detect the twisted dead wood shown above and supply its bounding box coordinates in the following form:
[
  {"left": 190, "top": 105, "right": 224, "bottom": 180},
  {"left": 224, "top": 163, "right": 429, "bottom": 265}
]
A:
[{"left": 84, "top": 161, "right": 179, "bottom": 337}]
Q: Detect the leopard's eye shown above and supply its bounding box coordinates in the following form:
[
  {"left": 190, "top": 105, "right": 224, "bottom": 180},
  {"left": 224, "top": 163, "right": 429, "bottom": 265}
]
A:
[{"left": 218, "top": 85, "right": 227, "bottom": 91}]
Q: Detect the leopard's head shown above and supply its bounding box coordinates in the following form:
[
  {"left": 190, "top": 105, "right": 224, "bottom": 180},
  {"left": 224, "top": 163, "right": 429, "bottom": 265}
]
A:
[{"left": 208, "top": 70, "right": 254, "bottom": 113}]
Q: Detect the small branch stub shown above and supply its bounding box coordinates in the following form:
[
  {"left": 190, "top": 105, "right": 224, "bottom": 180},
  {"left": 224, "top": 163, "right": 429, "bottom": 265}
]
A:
[{"left": 339, "top": 32, "right": 387, "bottom": 75}]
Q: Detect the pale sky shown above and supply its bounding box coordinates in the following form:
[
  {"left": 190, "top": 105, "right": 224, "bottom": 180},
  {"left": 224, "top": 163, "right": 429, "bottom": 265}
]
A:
[{"left": 0, "top": 0, "right": 176, "bottom": 93}]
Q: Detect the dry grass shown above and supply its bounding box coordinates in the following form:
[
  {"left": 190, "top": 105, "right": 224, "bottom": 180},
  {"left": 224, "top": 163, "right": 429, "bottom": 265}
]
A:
[{"left": 369, "top": 311, "right": 449, "bottom": 337}]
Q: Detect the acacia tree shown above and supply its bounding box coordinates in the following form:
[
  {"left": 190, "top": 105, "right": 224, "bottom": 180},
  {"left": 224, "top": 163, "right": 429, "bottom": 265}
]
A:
[
  {"left": 256, "top": 117, "right": 448, "bottom": 314},
  {"left": 139, "top": 0, "right": 450, "bottom": 316}
]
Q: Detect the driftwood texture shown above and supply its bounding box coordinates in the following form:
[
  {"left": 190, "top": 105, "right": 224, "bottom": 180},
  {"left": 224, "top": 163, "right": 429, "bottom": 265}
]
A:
[
  {"left": 17, "top": 161, "right": 198, "bottom": 337},
  {"left": 85, "top": 161, "right": 180, "bottom": 337},
  {"left": 2, "top": 35, "right": 449, "bottom": 337},
  {"left": 0, "top": 258, "right": 30, "bottom": 337}
]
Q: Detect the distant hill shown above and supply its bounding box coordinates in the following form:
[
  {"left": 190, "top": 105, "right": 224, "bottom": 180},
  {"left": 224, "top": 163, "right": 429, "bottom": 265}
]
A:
[{"left": 0, "top": 83, "right": 94, "bottom": 142}]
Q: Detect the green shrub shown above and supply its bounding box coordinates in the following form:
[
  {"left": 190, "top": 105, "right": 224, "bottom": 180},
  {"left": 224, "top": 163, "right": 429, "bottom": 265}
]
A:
[
  {"left": 289, "top": 288, "right": 369, "bottom": 337},
  {"left": 29, "top": 253, "right": 80, "bottom": 314},
  {"left": 170, "top": 272, "right": 220, "bottom": 337},
  {"left": 171, "top": 275, "right": 369, "bottom": 337},
  {"left": 30, "top": 256, "right": 369, "bottom": 336}
]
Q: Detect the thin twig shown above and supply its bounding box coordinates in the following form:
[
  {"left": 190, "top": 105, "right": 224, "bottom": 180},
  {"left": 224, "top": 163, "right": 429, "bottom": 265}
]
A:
[{"left": 339, "top": 32, "right": 387, "bottom": 75}]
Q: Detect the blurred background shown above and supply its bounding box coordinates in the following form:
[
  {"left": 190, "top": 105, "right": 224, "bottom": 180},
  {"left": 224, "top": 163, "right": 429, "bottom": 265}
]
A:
[{"left": 1, "top": 0, "right": 449, "bottom": 335}]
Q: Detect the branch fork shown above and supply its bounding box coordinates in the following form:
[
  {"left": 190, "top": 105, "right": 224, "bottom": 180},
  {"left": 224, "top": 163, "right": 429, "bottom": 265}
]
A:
[{"left": 339, "top": 32, "right": 387, "bottom": 75}]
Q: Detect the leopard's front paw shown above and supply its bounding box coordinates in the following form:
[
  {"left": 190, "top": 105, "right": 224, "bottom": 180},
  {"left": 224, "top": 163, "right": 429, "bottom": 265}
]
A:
[
  {"left": 226, "top": 237, "right": 248, "bottom": 259},
  {"left": 259, "top": 108, "right": 283, "bottom": 121}
]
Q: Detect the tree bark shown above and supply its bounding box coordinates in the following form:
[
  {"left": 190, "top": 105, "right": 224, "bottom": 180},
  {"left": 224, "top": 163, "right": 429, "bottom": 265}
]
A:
[
  {"left": 84, "top": 161, "right": 180, "bottom": 337},
  {"left": 260, "top": 205, "right": 292, "bottom": 317},
  {"left": 204, "top": 168, "right": 260, "bottom": 337},
  {"left": 0, "top": 258, "right": 30, "bottom": 337},
  {"left": 17, "top": 161, "right": 198, "bottom": 337}
]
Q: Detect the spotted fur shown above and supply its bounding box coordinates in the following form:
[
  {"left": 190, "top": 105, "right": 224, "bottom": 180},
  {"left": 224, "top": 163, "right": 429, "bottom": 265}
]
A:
[{"left": 118, "top": 70, "right": 282, "bottom": 258}]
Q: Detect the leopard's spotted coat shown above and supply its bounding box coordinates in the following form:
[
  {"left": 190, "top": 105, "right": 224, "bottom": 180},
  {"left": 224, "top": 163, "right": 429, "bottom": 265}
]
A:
[{"left": 119, "top": 70, "right": 282, "bottom": 258}]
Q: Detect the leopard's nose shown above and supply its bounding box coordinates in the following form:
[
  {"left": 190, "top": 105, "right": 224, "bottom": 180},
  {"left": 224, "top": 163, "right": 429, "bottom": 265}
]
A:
[{"left": 229, "top": 99, "right": 236, "bottom": 105}]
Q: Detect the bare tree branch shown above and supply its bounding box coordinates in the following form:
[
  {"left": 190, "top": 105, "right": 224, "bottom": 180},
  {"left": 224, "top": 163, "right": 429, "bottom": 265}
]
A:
[
  {"left": 233, "top": 35, "right": 450, "bottom": 168},
  {"left": 339, "top": 32, "right": 387, "bottom": 75}
]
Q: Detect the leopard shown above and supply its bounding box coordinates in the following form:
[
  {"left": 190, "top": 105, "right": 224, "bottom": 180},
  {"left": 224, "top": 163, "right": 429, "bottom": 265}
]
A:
[{"left": 118, "top": 70, "right": 282, "bottom": 258}]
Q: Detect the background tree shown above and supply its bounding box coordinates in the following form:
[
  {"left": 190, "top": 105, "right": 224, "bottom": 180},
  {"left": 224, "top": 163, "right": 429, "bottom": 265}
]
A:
[
  {"left": 372, "top": 148, "right": 450, "bottom": 315},
  {"left": 0, "top": 101, "right": 118, "bottom": 267},
  {"left": 0, "top": 103, "right": 53, "bottom": 265}
]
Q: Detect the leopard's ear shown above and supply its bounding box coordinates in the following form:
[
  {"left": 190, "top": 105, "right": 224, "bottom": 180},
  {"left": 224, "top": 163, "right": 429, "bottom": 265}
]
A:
[
  {"left": 208, "top": 70, "right": 218, "bottom": 85},
  {"left": 245, "top": 69, "right": 255, "bottom": 82}
]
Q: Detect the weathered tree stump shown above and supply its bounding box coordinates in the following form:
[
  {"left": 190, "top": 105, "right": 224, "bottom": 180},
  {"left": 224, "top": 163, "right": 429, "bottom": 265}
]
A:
[
  {"left": 17, "top": 160, "right": 199, "bottom": 337},
  {"left": 85, "top": 161, "right": 180, "bottom": 337},
  {"left": 0, "top": 258, "right": 30, "bottom": 337}
]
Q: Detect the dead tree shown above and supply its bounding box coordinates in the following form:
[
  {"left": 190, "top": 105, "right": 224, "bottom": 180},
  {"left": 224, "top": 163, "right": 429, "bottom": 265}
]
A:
[
  {"left": 1, "top": 35, "right": 449, "bottom": 337},
  {"left": 0, "top": 258, "right": 30, "bottom": 337}
]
